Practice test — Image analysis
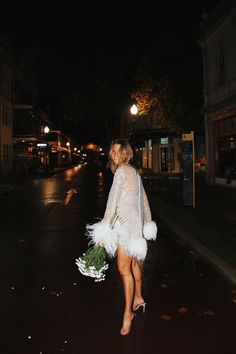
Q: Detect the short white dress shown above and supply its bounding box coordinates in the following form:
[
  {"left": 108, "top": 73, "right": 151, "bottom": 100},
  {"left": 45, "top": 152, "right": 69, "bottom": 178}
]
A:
[{"left": 86, "top": 164, "right": 157, "bottom": 260}]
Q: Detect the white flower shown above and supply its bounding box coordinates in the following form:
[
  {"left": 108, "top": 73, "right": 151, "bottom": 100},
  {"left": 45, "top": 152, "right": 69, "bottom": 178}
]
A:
[{"left": 75, "top": 245, "right": 109, "bottom": 282}]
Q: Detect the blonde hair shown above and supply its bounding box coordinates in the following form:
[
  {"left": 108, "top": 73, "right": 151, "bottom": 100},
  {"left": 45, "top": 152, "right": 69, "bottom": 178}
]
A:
[{"left": 108, "top": 139, "right": 133, "bottom": 173}]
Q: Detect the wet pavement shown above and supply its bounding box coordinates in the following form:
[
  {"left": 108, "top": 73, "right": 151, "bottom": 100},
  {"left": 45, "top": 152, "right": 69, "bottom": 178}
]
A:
[{"left": 1, "top": 164, "right": 236, "bottom": 354}]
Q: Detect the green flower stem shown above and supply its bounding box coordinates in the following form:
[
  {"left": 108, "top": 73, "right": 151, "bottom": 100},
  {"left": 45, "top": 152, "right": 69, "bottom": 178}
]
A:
[
  {"left": 81, "top": 245, "right": 107, "bottom": 271},
  {"left": 109, "top": 207, "right": 119, "bottom": 229}
]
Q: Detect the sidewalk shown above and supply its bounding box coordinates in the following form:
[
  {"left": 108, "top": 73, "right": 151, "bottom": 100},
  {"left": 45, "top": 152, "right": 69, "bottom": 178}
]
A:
[{"left": 143, "top": 172, "right": 236, "bottom": 287}]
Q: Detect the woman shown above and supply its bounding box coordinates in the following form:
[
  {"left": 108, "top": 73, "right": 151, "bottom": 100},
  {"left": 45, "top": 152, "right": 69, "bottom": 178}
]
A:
[{"left": 86, "top": 139, "right": 157, "bottom": 335}]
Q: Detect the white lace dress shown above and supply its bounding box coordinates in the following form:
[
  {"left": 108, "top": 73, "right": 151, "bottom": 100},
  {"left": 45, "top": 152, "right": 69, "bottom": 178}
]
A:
[{"left": 86, "top": 164, "right": 157, "bottom": 260}]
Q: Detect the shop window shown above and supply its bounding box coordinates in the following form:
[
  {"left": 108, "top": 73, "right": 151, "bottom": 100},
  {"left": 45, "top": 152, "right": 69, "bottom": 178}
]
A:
[
  {"left": 160, "top": 147, "right": 168, "bottom": 172},
  {"left": 217, "top": 137, "right": 236, "bottom": 178},
  {"left": 216, "top": 117, "right": 236, "bottom": 137}
]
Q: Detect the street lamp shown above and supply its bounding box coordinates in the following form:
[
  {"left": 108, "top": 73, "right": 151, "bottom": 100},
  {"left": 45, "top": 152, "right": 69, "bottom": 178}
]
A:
[
  {"left": 41, "top": 126, "right": 50, "bottom": 172},
  {"left": 130, "top": 104, "right": 138, "bottom": 115},
  {"left": 130, "top": 104, "right": 138, "bottom": 134},
  {"left": 44, "top": 126, "right": 50, "bottom": 134},
  {"left": 129, "top": 104, "right": 139, "bottom": 165}
]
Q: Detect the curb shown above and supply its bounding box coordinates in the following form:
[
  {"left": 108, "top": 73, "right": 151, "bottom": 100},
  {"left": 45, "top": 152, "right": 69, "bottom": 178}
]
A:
[
  {"left": 149, "top": 195, "right": 236, "bottom": 288},
  {"left": 158, "top": 211, "right": 236, "bottom": 288}
]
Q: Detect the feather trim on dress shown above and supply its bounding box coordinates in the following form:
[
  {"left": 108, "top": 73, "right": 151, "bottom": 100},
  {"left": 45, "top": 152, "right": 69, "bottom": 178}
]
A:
[
  {"left": 86, "top": 220, "right": 148, "bottom": 260},
  {"left": 86, "top": 221, "right": 119, "bottom": 257},
  {"left": 119, "top": 236, "right": 147, "bottom": 260},
  {"left": 143, "top": 221, "right": 158, "bottom": 240}
]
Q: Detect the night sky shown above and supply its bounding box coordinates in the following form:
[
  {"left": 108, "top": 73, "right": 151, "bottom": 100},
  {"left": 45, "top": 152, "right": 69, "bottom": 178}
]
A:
[{"left": 3, "top": 0, "right": 220, "bottom": 144}]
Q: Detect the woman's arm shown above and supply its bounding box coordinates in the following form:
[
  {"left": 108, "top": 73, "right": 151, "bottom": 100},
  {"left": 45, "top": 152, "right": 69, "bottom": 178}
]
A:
[
  {"left": 141, "top": 181, "right": 157, "bottom": 241},
  {"left": 103, "top": 167, "right": 124, "bottom": 224},
  {"left": 142, "top": 184, "right": 152, "bottom": 223}
]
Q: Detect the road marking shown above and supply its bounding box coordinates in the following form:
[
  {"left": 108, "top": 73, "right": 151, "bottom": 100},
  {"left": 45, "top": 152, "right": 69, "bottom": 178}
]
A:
[{"left": 64, "top": 188, "right": 78, "bottom": 205}]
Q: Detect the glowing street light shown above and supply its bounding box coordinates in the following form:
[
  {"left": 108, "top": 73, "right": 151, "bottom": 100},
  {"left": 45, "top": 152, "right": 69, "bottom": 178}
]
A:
[
  {"left": 44, "top": 126, "right": 50, "bottom": 134},
  {"left": 130, "top": 104, "right": 139, "bottom": 135},
  {"left": 130, "top": 104, "right": 138, "bottom": 115}
]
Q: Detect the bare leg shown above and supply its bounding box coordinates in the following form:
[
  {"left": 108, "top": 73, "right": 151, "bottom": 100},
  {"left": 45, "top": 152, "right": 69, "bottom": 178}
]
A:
[
  {"left": 117, "top": 246, "right": 134, "bottom": 335},
  {"left": 132, "top": 260, "right": 145, "bottom": 309}
]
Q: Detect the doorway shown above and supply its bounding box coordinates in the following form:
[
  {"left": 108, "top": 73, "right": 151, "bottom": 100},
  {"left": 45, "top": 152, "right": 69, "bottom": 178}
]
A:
[{"left": 160, "top": 147, "right": 168, "bottom": 172}]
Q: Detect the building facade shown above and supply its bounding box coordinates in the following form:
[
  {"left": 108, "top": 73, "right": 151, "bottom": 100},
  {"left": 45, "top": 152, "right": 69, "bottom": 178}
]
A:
[
  {"left": 12, "top": 105, "right": 53, "bottom": 173},
  {"left": 122, "top": 106, "right": 182, "bottom": 176},
  {"left": 199, "top": 0, "right": 236, "bottom": 186},
  {"left": 12, "top": 65, "right": 54, "bottom": 173},
  {"left": 0, "top": 34, "right": 73, "bottom": 176},
  {"left": 0, "top": 36, "right": 14, "bottom": 174}
]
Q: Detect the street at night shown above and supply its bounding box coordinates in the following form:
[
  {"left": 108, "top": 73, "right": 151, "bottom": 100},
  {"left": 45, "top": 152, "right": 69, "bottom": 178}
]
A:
[
  {"left": 0, "top": 1, "right": 236, "bottom": 353},
  {"left": 1, "top": 165, "right": 236, "bottom": 354}
]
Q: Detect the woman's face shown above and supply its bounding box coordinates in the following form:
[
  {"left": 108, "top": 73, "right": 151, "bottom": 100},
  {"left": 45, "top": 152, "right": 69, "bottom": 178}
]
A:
[{"left": 111, "top": 143, "right": 121, "bottom": 164}]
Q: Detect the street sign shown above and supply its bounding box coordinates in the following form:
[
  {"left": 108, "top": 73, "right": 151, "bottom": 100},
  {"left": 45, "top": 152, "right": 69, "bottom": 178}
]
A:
[{"left": 182, "top": 131, "right": 195, "bottom": 208}]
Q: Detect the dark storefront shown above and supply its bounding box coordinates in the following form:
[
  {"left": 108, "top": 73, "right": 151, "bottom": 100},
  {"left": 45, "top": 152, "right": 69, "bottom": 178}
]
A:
[{"left": 215, "top": 116, "right": 236, "bottom": 181}]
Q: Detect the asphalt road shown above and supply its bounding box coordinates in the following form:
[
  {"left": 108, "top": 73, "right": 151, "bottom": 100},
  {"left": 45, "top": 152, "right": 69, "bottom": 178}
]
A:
[{"left": 0, "top": 164, "right": 236, "bottom": 354}]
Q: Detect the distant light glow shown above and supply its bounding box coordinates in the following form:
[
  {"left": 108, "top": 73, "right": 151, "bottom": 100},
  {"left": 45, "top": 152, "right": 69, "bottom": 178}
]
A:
[{"left": 86, "top": 143, "right": 96, "bottom": 150}]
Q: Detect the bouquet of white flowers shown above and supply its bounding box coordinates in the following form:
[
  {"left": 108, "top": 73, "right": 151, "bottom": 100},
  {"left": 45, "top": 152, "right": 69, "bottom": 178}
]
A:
[
  {"left": 75, "top": 245, "right": 108, "bottom": 282},
  {"left": 75, "top": 208, "right": 121, "bottom": 282}
]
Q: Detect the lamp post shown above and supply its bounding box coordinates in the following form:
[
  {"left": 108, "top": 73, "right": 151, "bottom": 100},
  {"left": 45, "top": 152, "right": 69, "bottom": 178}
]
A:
[
  {"left": 130, "top": 104, "right": 138, "bottom": 134},
  {"left": 66, "top": 141, "right": 71, "bottom": 164},
  {"left": 130, "top": 104, "right": 139, "bottom": 165},
  {"left": 43, "top": 126, "right": 50, "bottom": 172}
]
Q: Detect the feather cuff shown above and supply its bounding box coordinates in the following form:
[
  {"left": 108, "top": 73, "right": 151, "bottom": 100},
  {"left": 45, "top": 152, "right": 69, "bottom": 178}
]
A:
[{"left": 143, "top": 221, "right": 158, "bottom": 240}]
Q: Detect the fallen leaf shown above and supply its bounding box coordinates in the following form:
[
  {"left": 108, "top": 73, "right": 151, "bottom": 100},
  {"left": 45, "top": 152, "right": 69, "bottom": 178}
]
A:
[
  {"left": 178, "top": 307, "right": 188, "bottom": 314},
  {"left": 160, "top": 284, "right": 168, "bottom": 288},
  {"left": 203, "top": 310, "right": 215, "bottom": 316},
  {"left": 160, "top": 315, "right": 172, "bottom": 321}
]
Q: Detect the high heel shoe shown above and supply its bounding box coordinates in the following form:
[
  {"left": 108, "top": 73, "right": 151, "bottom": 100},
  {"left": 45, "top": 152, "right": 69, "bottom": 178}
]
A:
[
  {"left": 120, "top": 313, "right": 134, "bottom": 336},
  {"left": 133, "top": 301, "right": 146, "bottom": 313}
]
